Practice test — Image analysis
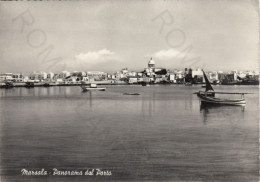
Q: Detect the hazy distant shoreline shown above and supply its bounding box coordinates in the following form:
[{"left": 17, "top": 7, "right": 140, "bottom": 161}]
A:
[{"left": 1, "top": 82, "right": 259, "bottom": 88}]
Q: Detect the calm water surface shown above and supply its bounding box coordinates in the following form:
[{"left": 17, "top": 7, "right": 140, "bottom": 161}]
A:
[{"left": 0, "top": 85, "right": 259, "bottom": 182}]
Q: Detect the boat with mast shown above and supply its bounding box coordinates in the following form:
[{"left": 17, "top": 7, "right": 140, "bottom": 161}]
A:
[{"left": 195, "top": 70, "right": 250, "bottom": 106}]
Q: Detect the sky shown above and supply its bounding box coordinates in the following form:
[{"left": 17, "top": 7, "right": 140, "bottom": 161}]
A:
[{"left": 0, "top": 0, "right": 259, "bottom": 73}]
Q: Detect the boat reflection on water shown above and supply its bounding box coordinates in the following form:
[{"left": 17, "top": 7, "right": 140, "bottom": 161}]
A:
[
  {"left": 81, "top": 89, "right": 93, "bottom": 108},
  {"left": 200, "top": 103, "right": 245, "bottom": 125}
]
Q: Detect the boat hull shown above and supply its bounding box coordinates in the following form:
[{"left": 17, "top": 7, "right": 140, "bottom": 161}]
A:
[
  {"left": 123, "top": 93, "right": 140, "bottom": 95},
  {"left": 197, "top": 91, "right": 215, "bottom": 97},
  {"left": 198, "top": 95, "right": 246, "bottom": 106},
  {"left": 81, "top": 86, "right": 106, "bottom": 91}
]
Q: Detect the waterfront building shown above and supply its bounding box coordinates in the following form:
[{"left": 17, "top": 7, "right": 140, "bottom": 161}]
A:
[
  {"left": 71, "top": 71, "right": 86, "bottom": 77},
  {"left": 47, "top": 72, "right": 55, "bottom": 80},
  {"left": 175, "top": 70, "right": 184, "bottom": 79},
  {"left": 129, "top": 77, "right": 138, "bottom": 84},
  {"left": 0, "top": 73, "right": 24, "bottom": 82},
  {"left": 64, "top": 76, "right": 79, "bottom": 83},
  {"left": 169, "top": 74, "right": 176, "bottom": 83},
  {"left": 184, "top": 68, "right": 193, "bottom": 83},
  {"left": 56, "top": 78, "right": 63, "bottom": 84},
  {"left": 59, "top": 71, "right": 71, "bottom": 78},
  {"left": 81, "top": 72, "right": 87, "bottom": 77},
  {"left": 82, "top": 76, "right": 92, "bottom": 82},
  {"left": 107, "top": 74, "right": 112, "bottom": 79},
  {"left": 138, "top": 77, "right": 144, "bottom": 82},
  {"left": 112, "top": 74, "right": 117, "bottom": 80},
  {"left": 23, "top": 76, "right": 29, "bottom": 82},
  {"left": 192, "top": 68, "right": 203, "bottom": 78},
  {"left": 118, "top": 68, "right": 129, "bottom": 78},
  {"left": 145, "top": 68, "right": 155, "bottom": 77},
  {"left": 137, "top": 72, "right": 143, "bottom": 77},
  {"left": 227, "top": 72, "right": 237, "bottom": 81},
  {"left": 155, "top": 75, "right": 168, "bottom": 83},
  {"left": 184, "top": 68, "right": 192, "bottom": 76},
  {"left": 244, "top": 71, "right": 259, "bottom": 81},
  {"left": 143, "top": 77, "right": 153, "bottom": 83},
  {"left": 29, "top": 72, "right": 47, "bottom": 81},
  {"left": 191, "top": 68, "right": 204, "bottom": 83},
  {"left": 11, "top": 74, "right": 24, "bottom": 82},
  {"left": 217, "top": 72, "right": 227, "bottom": 81},
  {"left": 41, "top": 72, "right": 47, "bottom": 80},
  {"left": 237, "top": 71, "right": 247, "bottom": 79},
  {"left": 0, "top": 73, "right": 13, "bottom": 82},
  {"left": 128, "top": 71, "right": 137, "bottom": 77},
  {"left": 52, "top": 74, "right": 59, "bottom": 81},
  {"left": 87, "top": 71, "right": 107, "bottom": 81},
  {"left": 208, "top": 72, "right": 218, "bottom": 81},
  {"left": 218, "top": 72, "right": 237, "bottom": 84},
  {"left": 87, "top": 71, "right": 106, "bottom": 77}
]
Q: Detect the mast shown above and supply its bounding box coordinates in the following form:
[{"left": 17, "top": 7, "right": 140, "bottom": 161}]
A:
[{"left": 202, "top": 70, "right": 214, "bottom": 92}]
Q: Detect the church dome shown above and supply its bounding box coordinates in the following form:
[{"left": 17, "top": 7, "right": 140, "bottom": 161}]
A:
[
  {"left": 148, "top": 57, "right": 155, "bottom": 65},
  {"left": 149, "top": 60, "right": 155, "bottom": 65}
]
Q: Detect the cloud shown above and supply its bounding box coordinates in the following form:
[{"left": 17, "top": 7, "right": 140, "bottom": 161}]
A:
[
  {"left": 75, "top": 49, "right": 115, "bottom": 61},
  {"left": 62, "top": 48, "right": 121, "bottom": 71},
  {"left": 153, "top": 49, "right": 183, "bottom": 60}
]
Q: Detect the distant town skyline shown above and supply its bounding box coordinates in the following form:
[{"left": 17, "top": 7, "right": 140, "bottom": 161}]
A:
[{"left": 0, "top": 0, "right": 259, "bottom": 73}]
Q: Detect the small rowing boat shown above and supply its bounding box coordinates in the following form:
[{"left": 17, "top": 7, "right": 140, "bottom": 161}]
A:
[
  {"left": 25, "top": 82, "right": 34, "bottom": 88},
  {"left": 0, "top": 81, "right": 14, "bottom": 89},
  {"left": 123, "top": 93, "right": 140, "bottom": 95},
  {"left": 81, "top": 83, "right": 106, "bottom": 91},
  {"left": 185, "top": 82, "right": 192, "bottom": 86}
]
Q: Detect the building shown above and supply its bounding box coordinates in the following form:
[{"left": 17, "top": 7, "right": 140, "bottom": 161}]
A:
[
  {"left": 192, "top": 68, "right": 203, "bottom": 78},
  {"left": 59, "top": 71, "right": 71, "bottom": 78},
  {"left": 0, "top": 73, "right": 13, "bottom": 82},
  {"left": 169, "top": 74, "right": 176, "bottom": 83},
  {"left": 71, "top": 71, "right": 86, "bottom": 77},
  {"left": 47, "top": 72, "right": 55, "bottom": 80},
  {"left": 191, "top": 68, "right": 204, "bottom": 83},
  {"left": 208, "top": 72, "right": 218, "bottom": 81},
  {"left": 175, "top": 70, "right": 184, "bottom": 79},
  {"left": 143, "top": 57, "right": 167, "bottom": 79},
  {"left": 144, "top": 58, "right": 156, "bottom": 77},
  {"left": 129, "top": 77, "right": 138, "bottom": 84},
  {"left": 29, "top": 72, "right": 47, "bottom": 81},
  {"left": 184, "top": 68, "right": 192, "bottom": 83},
  {"left": 218, "top": 72, "right": 237, "bottom": 84},
  {"left": 148, "top": 57, "right": 155, "bottom": 69},
  {"left": 87, "top": 71, "right": 107, "bottom": 81},
  {"left": 237, "top": 71, "right": 247, "bottom": 79}
]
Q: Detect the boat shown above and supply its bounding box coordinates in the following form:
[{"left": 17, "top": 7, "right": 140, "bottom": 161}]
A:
[
  {"left": 198, "top": 92, "right": 246, "bottom": 106},
  {"left": 80, "top": 83, "right": 106, "bottom": 91},
  {"left": 140, "top": 82, "right": 148, "bottom": 86},
  {"left": 123, "top": 93, "right": 140, "bottom": 95},
  {"left": 43, "top": 83, "right": 51, "bottom": 87},
  {"left": 196, "top": 70, "right": 249, "bottom": 106},
  {"left": 185, "top": 82, "right": 192, "bottom": 86},
  {"left": 0, "top": 81, "right": 14, "bottom": 89},
  {"left": 25, "top": 82, "right": 34, "bottom": 88}
]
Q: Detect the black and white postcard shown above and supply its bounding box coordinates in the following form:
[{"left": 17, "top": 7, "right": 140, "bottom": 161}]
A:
[{"left": 0, "top": 0, "right": 259, "bottom": 181}]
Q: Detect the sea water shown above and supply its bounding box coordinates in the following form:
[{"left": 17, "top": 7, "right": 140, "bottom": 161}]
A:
[{"left": 0, "top": 85, "right": 258, "bottom": 181}]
